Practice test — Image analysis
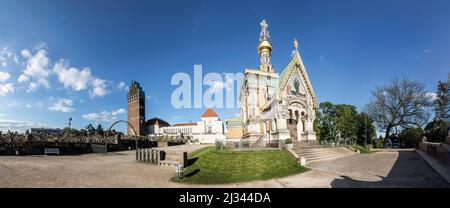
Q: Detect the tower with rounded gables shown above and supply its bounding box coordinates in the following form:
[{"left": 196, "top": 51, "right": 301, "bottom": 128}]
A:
[{"left": 127, "top": 80, "right": 146, "bottom": 136}]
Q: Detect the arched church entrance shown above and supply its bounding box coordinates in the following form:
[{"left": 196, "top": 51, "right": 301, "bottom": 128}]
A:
[
  {"left": 287, "top": 102, "right": 307, "bottom": 141},
  {"left": 287, "top": 109, "right": 298, "bottom": 140}
]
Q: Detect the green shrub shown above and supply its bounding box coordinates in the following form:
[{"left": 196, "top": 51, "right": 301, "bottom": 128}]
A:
[
  {"left": 399, "top": 127, "right": 423, "bottom": 148},
  {"left": 285, "top": 139, "right": 292, "bottom": 144},
  {"left": 351, "top": 144, "right": 371, "bottom": 154},
  {"left": 373, "top": 139, "right": 384, "bottom": 148},
  {"left": 424, "top": 119, "right": 449, "bottom": 143}
]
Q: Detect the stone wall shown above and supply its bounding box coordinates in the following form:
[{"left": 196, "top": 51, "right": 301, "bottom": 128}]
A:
[{"left": 419, "top": 142, "right": 448, "bottom": 163}]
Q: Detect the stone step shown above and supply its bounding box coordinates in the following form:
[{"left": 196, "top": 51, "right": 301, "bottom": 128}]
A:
[
  {"left": 296, "top": 147, "right": 352, "bottom": 152},
  {"left": 307, "top": 153, "right": 353, "bottom": 163},
  {"left": 295, "top": 148, "right": 340, "bottom": 153},
  {"left": 292, "top": 146, "right": 356, "bottom": 164},
  {"left": 300, "top": 152, "right": 348, "bottom": 160},
  {"left": 295, "top": 149, "right": 350, "bottom": 155},
  {"left": 298, "top": 151, "right": 345, "bottom": 158}
]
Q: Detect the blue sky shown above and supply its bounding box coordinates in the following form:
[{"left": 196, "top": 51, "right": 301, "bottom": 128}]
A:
[{"left": 0, "top": 0, "right": 448, "bottom": 132}]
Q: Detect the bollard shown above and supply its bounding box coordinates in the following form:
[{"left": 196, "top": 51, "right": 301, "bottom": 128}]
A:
[
  {"left": 175, "top": 164, "right": 184, "bottom": 179},
  {"left": 300, "top": 156, "right": 307, "bottom": 166},
  {"left": 136, "top": 148, "right": 139, "bottom": 160},
  {"left": 150, "top": 149, "right": 154, "bottom": 163}
]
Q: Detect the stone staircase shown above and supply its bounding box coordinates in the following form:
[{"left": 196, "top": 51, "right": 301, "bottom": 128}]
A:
[{"left": 293, "top": 146, "right": 355, "bottom": 164}]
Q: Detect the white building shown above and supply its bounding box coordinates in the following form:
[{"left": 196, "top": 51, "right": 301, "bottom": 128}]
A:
[
  {"left": 28, "top": 128, "right": 63, "bottom": 136},
  {"left": 150, "top": 108, "right": 226, "bottom": 144}
]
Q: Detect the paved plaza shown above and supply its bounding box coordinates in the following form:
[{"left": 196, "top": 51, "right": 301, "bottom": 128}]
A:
[{"left": 0, "top": 145, "right": 448, "bottom": 188}]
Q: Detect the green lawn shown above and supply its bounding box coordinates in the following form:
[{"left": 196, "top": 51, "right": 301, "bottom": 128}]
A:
[{"left": 173, "top": 146, "right": 307, "bottom": 184}]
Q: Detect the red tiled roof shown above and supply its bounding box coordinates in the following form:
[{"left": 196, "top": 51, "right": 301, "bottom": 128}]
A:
[
  {"left": 173, "top": 123, "right": 197, "bottom": 126},
  {"left": 201, "top": 108, "right": 218, "bottom": 117}
]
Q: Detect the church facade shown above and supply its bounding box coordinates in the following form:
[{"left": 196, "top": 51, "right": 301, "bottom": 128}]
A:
[{"left": 239, "top": 20, "right": 318, "bottom": 146}]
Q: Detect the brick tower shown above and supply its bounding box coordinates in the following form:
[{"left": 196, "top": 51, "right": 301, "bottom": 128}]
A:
[{"left": 127, "top": 80, "right": 146, "bottom": 136}]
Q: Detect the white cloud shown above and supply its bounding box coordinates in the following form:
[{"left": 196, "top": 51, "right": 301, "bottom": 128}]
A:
[
  {"left": 53, "top": 59, "right": 110, "bottom": 98},
  {"left": 27, "top": 82, "right": 38, "bottom": 92},
  {"left": 49, "top": 98, "right": 75, "bottom": 113},
  {"left": 82, "top": 108, "right": 126, "bottom": 122},
  {"left": 0, "top": 71, "right": 10, "bottom": 82},
  {"left": 90, "top": 78, "right": 108, "bottom": 97},
  {"left": 26, "top": 104, "right": 31, "bottom": 109},
  {"left": 0, "top": 47, "right": 19, "bottom": 68},
  {"left": 53, "top": 59, "right": 92, "bottom": 91},
  {"left": 7, "top": 100, "right": 20, "bottom": 108},
  {"left": 426, "top": 92, "right": 437, "bottom": 101},
  {"left": 206, "top": 78, "right": 234, "bottom": 93},
  {"left": 13, "top": 54, "right": 19, "bottom": 64},
  {"left": 111, "top": 108, "right": 126, "bottom": 116},
  {"left": 18, "top": 74, "right": 29, "bottom": 82},
  {"left": 18, "top": 48, "right": 51, "bottom": 91},
  {"left": 0, "top": 119, "right": 47, "bottom": 132},
  {"left": 116, "top": 81, "right": 128, "bottom": 90},
  {"left": 0, "top": 83, "right": 14, "bottom": 96},
  {"left": 21, "top": 49, "right": 31, "bottom": 58}
]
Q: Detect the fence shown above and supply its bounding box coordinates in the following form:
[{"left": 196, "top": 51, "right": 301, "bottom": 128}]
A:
[
  {"left": 91, "top": 144, "right": 108, "bottom": 153},
  {"left": 0, "top": 140, "right": 152, "bottom": 156},
  {"left": 0, "top": 142, "right": 92, "bottom": 155}
]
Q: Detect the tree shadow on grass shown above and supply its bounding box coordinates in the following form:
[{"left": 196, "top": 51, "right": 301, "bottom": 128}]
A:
[
  {"left": 186, "top": 157, "right": 199, "bottom": 167},
  {"left": 184, "top": 169, "right": 201, "bottom": 178}
]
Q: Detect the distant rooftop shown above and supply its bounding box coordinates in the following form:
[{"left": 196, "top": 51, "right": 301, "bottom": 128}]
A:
[
  {"left": 146, "top": 117, "right": 170, "bottom": 126},
  {"left": 201, "top": 108, "right": 218, "bottom": 118},
  {"left": 172, "top": 123, "right": 197, "bottom": 127}
]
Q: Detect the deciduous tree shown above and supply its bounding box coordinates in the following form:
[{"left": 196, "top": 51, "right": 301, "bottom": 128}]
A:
[
  {"left": 365, "top": 78, "right": 432, "bottom": 140},
  {"left": 355, "top": 113, "right": 376, "bottom": 146},
  {"left": 434, "top": 75, "right": 450, "bottom": 120}
]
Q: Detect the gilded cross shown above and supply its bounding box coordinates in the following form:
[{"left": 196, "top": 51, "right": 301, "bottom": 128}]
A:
[{"left": 260, "top": 20, "right": 269, "bottom": 40}]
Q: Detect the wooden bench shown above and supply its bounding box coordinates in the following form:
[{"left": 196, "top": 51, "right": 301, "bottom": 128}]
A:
[{"left": 44, "top": 148, "right": 60, "bottom": 156}]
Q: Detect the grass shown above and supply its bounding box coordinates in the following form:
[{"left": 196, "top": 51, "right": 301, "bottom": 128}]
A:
[{"left": 173, "top": 146, "right": 307, "bottom": 184}]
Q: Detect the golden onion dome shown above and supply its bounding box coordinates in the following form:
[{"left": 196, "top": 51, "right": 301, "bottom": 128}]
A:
[{"left": 258, "top": 39, "right": 272, "bottom": 54}]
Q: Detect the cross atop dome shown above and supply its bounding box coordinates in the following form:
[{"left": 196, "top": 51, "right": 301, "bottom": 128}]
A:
[
  {"left": 294, "top": 38, "right": 299, "bottom": 50},
  {"left": 259, "top": 19, "right": 270, "bottom": 41}
]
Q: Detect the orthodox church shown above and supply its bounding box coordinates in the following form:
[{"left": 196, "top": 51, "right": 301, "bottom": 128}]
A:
[{"left": 239, "top": 20, "right": 318, "bottom": 146}]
